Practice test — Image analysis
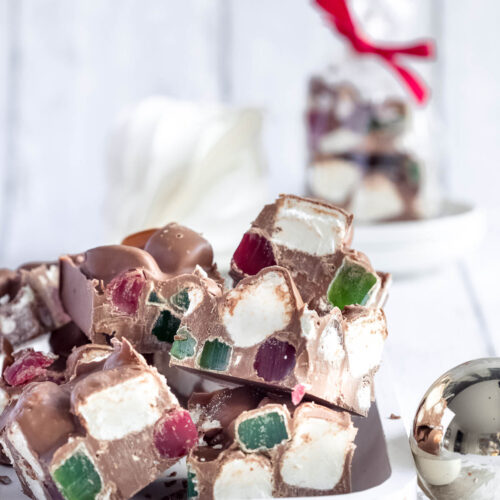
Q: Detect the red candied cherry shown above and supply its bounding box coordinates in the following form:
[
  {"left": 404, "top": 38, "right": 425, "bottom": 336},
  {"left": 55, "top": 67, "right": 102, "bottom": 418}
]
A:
[
  {"left": 232, "top": 233, "right": 276, "bottom": 276},
  {"left": 4, "top": 349, "right": 57, "bottom": 386},
  {"left": 154, "top": 408, "right": 198, "bottom": 458},
  {"left": 254, "top": 338, "right": 296, "bottom": 382},
  {"left": 107, "top": 270, "right": 146, "bottom": 315}
]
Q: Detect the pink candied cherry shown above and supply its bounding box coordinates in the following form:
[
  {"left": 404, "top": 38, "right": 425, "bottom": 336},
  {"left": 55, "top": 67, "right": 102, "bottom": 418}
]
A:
[
  {"left": 4, "top": 349, "right": 57, "bottom": 386},
  {"left": 107, "top": 270, "right": 145, "bottom": 315},
  {"left": 291, "top": 384, "right": 306, "bottom": 406},
  {"left": 232, "top": 233, "right": 276, "bottom": 276},
  {"left": 154, "top": 408, "right": 198, "bottom": 458}
]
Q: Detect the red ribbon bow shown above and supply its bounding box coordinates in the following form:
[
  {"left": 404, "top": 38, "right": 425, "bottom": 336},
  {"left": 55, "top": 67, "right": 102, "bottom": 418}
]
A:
[{"left": 315, "top": 0, "right": 435, "bottom": 104}]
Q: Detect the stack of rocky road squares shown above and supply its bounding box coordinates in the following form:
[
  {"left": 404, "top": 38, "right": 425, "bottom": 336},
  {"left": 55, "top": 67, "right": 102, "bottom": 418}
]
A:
[{"left": 0, "top": 194, "right": 390, "bottom": 500}]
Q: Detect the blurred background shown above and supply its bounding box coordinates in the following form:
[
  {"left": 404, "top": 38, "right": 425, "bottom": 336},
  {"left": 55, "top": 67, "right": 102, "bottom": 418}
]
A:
[{"left": 0, "top": 0, "right": 499, "bottom": 425}]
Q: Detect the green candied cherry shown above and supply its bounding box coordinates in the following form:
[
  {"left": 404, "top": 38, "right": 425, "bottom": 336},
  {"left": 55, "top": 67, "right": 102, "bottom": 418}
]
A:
[
  {"left": 170, "top": 327, "right": 196, "bottom": 360},
  {"left": 199, "top": 339, "right": 231, "bottom": 371},
  {"left": 52, "top": 451, "right": 102, "bottom": 500},
  {"left": 151, "top": 309, "right": 181, "bottom": 343},
  {"left": 187, "top": 466, "right": 198, "bottom": 498},
  {"left": 327, "top": 260, "right": 377, "bottom": 310},
  {"left": 170, "top": 288, "right": 190, "bottom": 312},
  {"left": 237, "top": 412, "right": 289, "bottom": 452},
  {"left": 147, "top": 290, "right": 166, "bottom": 305}
]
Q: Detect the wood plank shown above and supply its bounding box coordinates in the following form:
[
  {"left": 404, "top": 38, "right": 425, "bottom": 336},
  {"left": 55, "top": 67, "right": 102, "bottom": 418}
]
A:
[
  {"left": 0, "top": 0, "right": 12, "bottom": 261},
  {"left": 440, "top": 0, "right": 500, "bottom": 209},
  {"left": 3, "top": 0, "right": 221, "bottom": 267}
]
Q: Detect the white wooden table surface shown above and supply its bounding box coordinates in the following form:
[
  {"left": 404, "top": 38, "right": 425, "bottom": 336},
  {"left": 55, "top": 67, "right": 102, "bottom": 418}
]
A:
[{"left": 380, "top": 214, "right": 499, "bottom": 431}]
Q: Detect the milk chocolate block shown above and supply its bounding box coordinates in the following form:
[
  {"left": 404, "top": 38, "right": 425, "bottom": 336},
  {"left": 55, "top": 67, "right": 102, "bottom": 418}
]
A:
[
  {"left": 60, "top": 227, "right": 222, "bottom": 352},
  {"left": 0, "top": 339, "right": 197, "bottom": 500},
  {"left": 121, "top": 222, "right": 220, "bottom": 281},
  {"left": 187, "top": 387, "right": 357, "bottom": 498},
  {"left": 0, "top": 263, "right": 70, "bottom": 346},
  {"left": 306, "top": 78, "right": 422, "bottom": 223},
  {"left": 170, "top": 266, "right": 387, "bottom": 415},
  {"left": 230, "top": 195, "right": 389, "bottom": 314}
]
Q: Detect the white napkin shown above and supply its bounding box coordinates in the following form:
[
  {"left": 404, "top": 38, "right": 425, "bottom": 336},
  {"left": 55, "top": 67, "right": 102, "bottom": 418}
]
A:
[{"left": 105, "top": 97, "right": 269, "bottom": 268}]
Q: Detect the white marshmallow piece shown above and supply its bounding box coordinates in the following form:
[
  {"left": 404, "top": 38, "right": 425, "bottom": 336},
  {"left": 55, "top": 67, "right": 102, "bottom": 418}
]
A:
[
  {"left": 214, "top": 456, "right": 274, "bottom": 499},
  {"left": 318, "top": 128, "right": 364, "bottom": 155},
  {"left": 222, "top": 271, "right": 294, "bottom": 348},
  {"left": 344, "top": 309, "right": 386, "bottom": 379},
  {"left": 5, "top": 423, "right": 50, "bottom": 500},
  {"left": 280, "top": 417, "right": 354, "bottom": 490},
  {"left": 271, "top": 196, "right": 350, "bottom": 256},
  {"left": 76, "top": 372, "right": 162, "bottom": 441},
  {"left": 350, "top": 173, "right": 404, "bottom": 222},
  {"left": 309, "top": 159, "right": 362, "bottom": 204}
]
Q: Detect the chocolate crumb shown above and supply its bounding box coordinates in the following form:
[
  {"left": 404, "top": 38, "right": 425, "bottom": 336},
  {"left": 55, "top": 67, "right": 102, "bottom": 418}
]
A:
[
  {"left": 0, "top": 475, "right": 12, "bottom": 485},
  {"left": 164, "top": 479, "right": 177, "bottom": 488},
  {"left": 168, "top": 471, "right": 177, "bottom": 477},
  {"left": 182, "top": 479, "right": 188, "bottom": 488},
  {"left": 389, "top": 413, "right": 401, "bottom": 420}
]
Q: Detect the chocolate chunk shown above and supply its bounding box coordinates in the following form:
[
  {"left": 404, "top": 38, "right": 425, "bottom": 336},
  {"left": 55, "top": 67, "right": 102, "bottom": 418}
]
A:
[
  {"left": 60, "top": 224, "right": 222, "bottom": 353},
  {"left": 170, "top": 266, "right": 388, "bottom": 415},
  {"left": 1, "top": 339, "right": 196, "bottom": 499},
  {"left": 187, "top": 387, "right": 357, "bottom": 497},
  {"left": 229, "top": 195, "right": 389, "bottom": 315},
  {"left": 306, "top": 78, "right": 423, "bottom": 222},
  {"left": 0, "top": 263, "right": 70, "bottom": 347}
]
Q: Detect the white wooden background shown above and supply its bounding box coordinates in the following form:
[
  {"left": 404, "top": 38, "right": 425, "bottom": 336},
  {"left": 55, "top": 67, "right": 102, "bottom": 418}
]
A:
[{"left": 0, "top": 0, "right": 500, "bottom": 432}]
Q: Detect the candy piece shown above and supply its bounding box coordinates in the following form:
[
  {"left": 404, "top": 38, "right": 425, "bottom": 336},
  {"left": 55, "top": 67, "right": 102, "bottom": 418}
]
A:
[
  {"left": 153, "top": 408, "right": 198, "bottom": 458},
  {"left": 52, "top": 450, "right": 102, "bottom": 500},
  {"left": 254, "top": 338, "right": 296, "bottom": 382},
  {"left": 147, "top": 290, "right": 165, "bottom": 305},
  {"left": 236, "top": 410, "right": 289, "bottom": 452},
  {"left": 60, "top": 234, "right": 216, "bottom": 353},
  {"left": 327, "top": 259, "right": 377, "bottom": 310},
  {"left": 170, "top": 288, "right": 190, "bottom": 312},
  {"left": 291, "top": 384, "right": 306, "bottom": 406},
  {"left": 107, "top": 270, "right": 145, "bottom": 314},
  {"left": 230, "top": 194, "right": 389, "bottom": 314},
  {"left": 187, "top": 467, "right": 198, "bottom": 499},
  {"left": 1, "top": 339, "right": 189, "bottom": 500},
  {"left": 144, "top": 223, "right": 217, "bottom": 277},
  {"left": 3, "top": 349, "right": 57, "bottom": 386},
  {"left": 232, "top": 232, "right": 276, "bottom": 276},
  {"left": 187, "top": 387, "right": 357, "bottom": 497},
  {"left": 0, "top": 263, "right": 70, "bottom": 347},
  {"left": 170, "top": 328, "right": 196, "bottom": 360},
  {"left": 151, "top": 310, "right": 181, "bottom": 343},
  {"left": 199, "top": 339, "right": 231, "bottom": 371},
  {"left": 171, "top": 266, "right": 388, "bottom": 416}
]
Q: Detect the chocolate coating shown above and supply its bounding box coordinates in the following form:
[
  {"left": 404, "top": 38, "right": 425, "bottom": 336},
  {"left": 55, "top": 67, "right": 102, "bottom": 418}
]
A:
[
  {"left": 144, "top": 223, "right": 214, "bottom": 275},
  {"left": 80, "top": 245, "right": 161, "bottom": 284},
  {"left": 121, "top": 228, "right": 158, "bottom": 249}
]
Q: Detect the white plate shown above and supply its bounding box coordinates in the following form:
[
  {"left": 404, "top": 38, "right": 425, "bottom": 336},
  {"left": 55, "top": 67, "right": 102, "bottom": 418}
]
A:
[
  {"left": 0, "top": 359, "right": 416, "bottom": 500},
  {"left": 353, "top": 199, "right": 486, "bottom": 276}
]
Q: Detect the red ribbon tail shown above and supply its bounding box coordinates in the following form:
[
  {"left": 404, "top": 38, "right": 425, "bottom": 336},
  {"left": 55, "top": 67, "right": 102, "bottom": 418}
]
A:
[{"left": 386, "top": 57, "right": 429, "bottom": 104}]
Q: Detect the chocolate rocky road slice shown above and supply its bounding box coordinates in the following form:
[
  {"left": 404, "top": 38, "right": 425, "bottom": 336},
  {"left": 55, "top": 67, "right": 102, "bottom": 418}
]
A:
[
  {"left": 309, "top": 152, "right": 421, "bottom": 223},
  {"left": 60, "top": 223, "right": 223, "bottom": 353},
  {"left": 170, "top": 266, "right": 388, "bottom": 416},
  {"left": 229, "top": 194, "right": 390, "bottom": 314},
  {"left": 187, "top": 386, "right": 357, "bottom": 499},
  {"left": 0, "top": 263, "right": 70, "bottom": 347},
  {"left": 0, "top": 338, "right": 198, "bottom": 500}
]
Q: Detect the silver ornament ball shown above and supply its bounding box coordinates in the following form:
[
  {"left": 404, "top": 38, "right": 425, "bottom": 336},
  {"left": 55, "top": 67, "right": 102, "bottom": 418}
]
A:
[{"left": 411, "top": 358, "right": 500, "bottom": 500}]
